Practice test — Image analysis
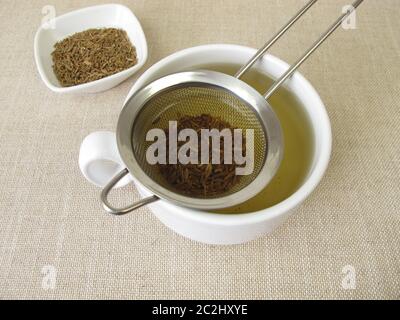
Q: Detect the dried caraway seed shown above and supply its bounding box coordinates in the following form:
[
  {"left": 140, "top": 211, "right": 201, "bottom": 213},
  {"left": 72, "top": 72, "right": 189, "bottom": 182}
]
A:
[
  {"left": 159, "top": 114, "right": 246, "bottom": 197},
  {"left": 51, "top": 28, "right": 137, "bottom": 87}
]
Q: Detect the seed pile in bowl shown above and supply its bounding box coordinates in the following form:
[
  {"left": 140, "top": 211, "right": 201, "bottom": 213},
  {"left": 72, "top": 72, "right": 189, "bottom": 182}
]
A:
[
  {"left": 159, "top": 114, "right": 245, "bottom": 197},
  {"left": 51, "top": 28, "right": 137, "bottom": 87}
]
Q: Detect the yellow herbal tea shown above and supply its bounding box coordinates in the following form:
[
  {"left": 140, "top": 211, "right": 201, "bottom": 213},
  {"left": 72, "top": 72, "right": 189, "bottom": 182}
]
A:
[{"left": 191, "top": 63, "right": 314, "bottom": 213}]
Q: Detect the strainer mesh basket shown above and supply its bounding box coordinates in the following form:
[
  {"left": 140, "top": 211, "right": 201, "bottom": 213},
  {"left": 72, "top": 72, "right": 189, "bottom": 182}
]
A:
[{"left": 131, "top": 84, "right": 268, "bottom": 199}]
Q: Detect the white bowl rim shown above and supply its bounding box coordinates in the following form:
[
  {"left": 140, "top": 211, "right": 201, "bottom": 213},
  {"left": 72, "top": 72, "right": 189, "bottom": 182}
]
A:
[
  {"left": 127, "top": 44, "right": 332, "bottom": 226},
  {"left": 33, "top": 3, "right": 148, "bottom": 93}
]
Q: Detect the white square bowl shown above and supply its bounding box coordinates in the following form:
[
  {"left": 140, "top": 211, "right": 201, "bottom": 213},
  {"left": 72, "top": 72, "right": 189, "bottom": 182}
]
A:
[{"left": 34, "top": 4, "right": 148, "bottom": 93}]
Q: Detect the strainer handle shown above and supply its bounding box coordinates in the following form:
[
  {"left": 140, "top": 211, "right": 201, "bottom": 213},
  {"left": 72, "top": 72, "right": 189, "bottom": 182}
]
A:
[
  {"left": 264, "top": 0, "right": 364, "bottom": 100},
  {"left": 101, "top": 168, "right": 159, "bottom": 215},
  {"left": 235, "top": 0, "right": 318, "bottom": 79}
]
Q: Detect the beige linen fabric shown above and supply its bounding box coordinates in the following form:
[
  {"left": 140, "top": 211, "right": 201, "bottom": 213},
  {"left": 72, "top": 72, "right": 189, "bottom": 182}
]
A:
[{"left": 0, "top": 0, "right": 399, "bottom": 299}]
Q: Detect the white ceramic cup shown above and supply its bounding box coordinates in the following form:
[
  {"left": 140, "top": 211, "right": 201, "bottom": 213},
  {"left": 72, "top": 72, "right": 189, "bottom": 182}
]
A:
[{"left": 79, "top": 44, "right": 332, "bottom": 245}]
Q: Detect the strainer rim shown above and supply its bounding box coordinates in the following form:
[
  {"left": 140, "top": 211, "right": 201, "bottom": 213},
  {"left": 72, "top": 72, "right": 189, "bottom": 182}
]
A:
[{"left": 117, "top": 70, "right": 283, "bottom": 209}]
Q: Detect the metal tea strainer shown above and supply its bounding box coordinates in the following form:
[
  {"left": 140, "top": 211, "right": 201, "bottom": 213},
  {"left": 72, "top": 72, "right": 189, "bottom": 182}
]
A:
[{"left": 101, "top": 0, "right": 364, "bottom": 215}]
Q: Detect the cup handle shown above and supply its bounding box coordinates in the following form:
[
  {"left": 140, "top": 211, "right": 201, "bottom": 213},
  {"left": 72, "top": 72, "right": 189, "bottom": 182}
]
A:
[
  {"left": 100, "top": 168, "right": 159, "bottom": 215},
  {"left": 79, "top": 131, "right": 132, "bottom": 188}
]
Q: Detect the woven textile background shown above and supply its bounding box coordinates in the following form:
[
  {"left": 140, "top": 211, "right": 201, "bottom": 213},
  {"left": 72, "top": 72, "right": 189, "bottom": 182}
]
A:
[{"left": 0, "top": 0, "right": 399, "bottom": 299}]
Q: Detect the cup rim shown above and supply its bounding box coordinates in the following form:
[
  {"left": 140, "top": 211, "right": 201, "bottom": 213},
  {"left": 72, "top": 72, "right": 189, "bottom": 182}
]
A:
[{"left": 126, "top": 44, "right": 332, "bottom": 226}]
